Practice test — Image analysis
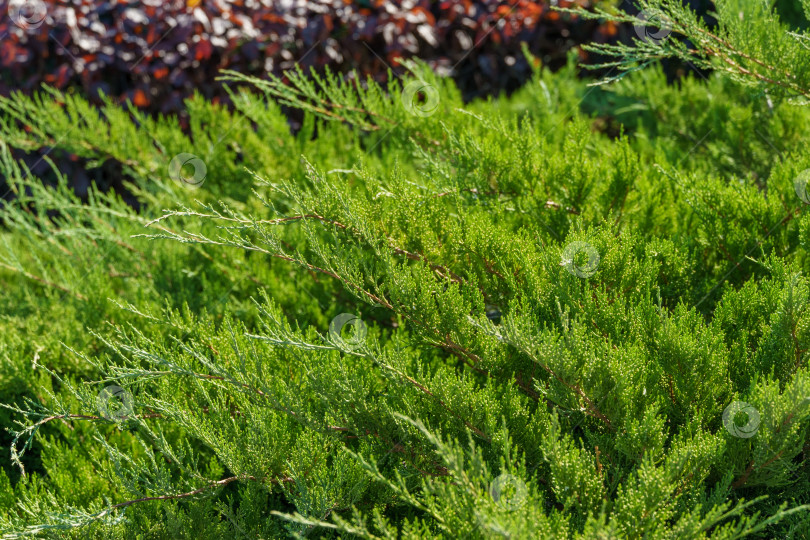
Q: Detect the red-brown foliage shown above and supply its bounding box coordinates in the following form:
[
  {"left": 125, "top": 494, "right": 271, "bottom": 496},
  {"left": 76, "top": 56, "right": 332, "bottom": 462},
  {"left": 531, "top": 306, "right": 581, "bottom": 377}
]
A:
[{"left": 0, "top": 0, "right": 619, "bottom": 115}]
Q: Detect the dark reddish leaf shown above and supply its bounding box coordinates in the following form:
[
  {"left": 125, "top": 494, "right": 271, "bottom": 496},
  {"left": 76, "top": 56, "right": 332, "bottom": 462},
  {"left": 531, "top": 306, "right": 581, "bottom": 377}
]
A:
[{"left": 132, "top": 88, "right": 149, "bottom": 106}]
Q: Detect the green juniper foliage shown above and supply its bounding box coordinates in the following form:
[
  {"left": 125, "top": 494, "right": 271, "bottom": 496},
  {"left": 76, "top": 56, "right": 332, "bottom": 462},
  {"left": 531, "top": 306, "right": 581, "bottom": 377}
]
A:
[
  {"left": 1, "top": 2, "right": 810, "bottom": 538},
  {"left": 560, "top": 0, "right": 810, "bottom": 101}
]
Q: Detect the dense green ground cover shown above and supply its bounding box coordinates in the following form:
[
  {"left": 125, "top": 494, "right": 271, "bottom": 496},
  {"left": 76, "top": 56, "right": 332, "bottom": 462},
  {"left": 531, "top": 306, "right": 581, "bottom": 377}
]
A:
[{"left": 0, "top": 1, "right": 810, "bottom": 537}]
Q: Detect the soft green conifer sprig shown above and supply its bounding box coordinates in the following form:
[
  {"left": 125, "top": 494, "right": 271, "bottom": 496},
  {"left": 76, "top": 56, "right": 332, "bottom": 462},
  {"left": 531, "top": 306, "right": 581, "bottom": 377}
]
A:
[
  {"left": 559, "top": 0, "right": 810, "bottom": 101},
  {"left": 220, "top": 66, "right": 397, "bottom": 132}
]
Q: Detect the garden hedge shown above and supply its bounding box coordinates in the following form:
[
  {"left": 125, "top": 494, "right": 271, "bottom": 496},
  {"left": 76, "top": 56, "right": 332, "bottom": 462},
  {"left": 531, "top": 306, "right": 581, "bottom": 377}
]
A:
[
  {"left": 0, "top": 0, "right": 625, "bottom": 203},
  {"left": 0, "top": 0, "right": 619, "bottom": 114}
]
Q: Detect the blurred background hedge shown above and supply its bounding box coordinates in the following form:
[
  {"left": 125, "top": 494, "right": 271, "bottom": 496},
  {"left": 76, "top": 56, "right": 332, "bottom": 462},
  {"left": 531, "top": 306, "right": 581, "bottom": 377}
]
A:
[
  {"left": 1, "top": 0, "right": 623, "bottom": 113},
  {"left": 0, "top": 0, "right": 724, "bottom": 199}
]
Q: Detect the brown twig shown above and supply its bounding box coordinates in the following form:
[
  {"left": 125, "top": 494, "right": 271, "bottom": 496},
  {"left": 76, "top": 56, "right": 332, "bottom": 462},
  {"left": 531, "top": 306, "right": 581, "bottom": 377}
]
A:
[
  {"left": 108, "top": 474, "right": 274, "bottom": 510},
  {"left": 0, "top": 261, "right": 88, "bottom": 301}
]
